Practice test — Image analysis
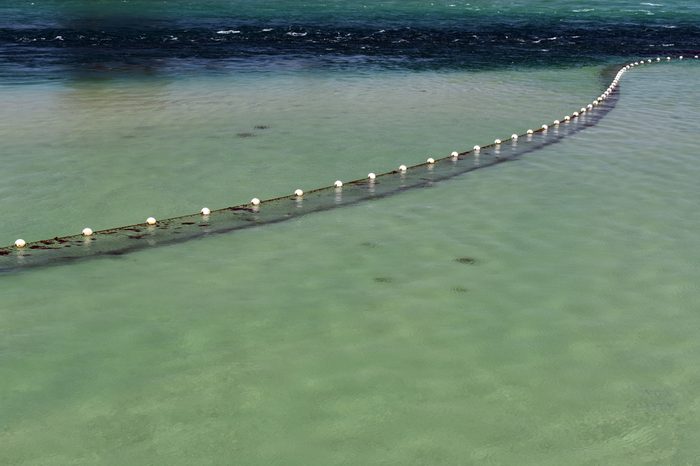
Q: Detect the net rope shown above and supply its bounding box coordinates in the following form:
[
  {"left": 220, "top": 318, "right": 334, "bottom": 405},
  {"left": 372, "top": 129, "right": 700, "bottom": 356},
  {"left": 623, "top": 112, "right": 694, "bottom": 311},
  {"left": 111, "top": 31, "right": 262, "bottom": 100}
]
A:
[{"left": 1, "top": 56, "right": 696, "bottom": 272}]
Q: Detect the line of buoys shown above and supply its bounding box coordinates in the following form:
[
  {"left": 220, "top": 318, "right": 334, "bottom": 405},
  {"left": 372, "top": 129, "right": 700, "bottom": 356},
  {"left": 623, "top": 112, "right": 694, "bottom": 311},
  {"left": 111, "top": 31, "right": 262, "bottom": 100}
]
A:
[{"left": 4, "top": 55, "right": 696, "bottom": 255}]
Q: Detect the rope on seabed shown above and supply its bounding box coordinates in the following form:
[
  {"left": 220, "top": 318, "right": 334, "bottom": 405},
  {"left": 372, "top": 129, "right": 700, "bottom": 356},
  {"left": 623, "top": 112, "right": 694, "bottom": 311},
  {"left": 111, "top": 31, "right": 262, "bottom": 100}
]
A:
[{"left": 1, "top": 55, "right": 698, "bottom": 271}]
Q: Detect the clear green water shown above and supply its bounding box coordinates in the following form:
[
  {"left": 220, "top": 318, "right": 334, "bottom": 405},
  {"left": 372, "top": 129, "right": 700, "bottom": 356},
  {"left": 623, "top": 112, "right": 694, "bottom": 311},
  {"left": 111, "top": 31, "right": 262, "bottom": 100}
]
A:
[{"left": 1, "top": 60, "right": 700, "bottom": 464}]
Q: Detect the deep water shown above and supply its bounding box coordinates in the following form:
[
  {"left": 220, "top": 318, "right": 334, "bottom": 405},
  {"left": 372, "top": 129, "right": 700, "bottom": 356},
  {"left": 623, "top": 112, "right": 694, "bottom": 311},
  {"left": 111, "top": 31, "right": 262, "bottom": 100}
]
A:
[{"left": 1, "top": 0, "right": 699, "bottom": 81}]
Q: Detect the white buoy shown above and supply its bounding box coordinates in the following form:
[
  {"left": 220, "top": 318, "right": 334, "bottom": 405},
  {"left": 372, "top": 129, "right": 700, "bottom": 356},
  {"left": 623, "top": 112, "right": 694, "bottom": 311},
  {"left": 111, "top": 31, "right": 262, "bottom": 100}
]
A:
[
  {"left": 511, "top": 133, "right": 518, "bottom": 140},
  {"left": 334, "top": 180, "right": 343, "bottom": 188},
  {"left": 679, "top": 56, "right": 683, "bottom": 60},
  {"left": 368, "top": 172, "right": 376, "bottom": 180},
  {"left": 473, "top": 145, "right": 480, "bottom": 151},
  {"left": 573, "top": 111, "right": 579, "bottom": 117},
  {"left": 426, "top": 157, "right": 435, "bottom": 164},
  {"left": 553, "top": 120, "right": 560, "bottom": 125},
  {"left": 695, "top": 56, "right": 699, "bottom": 59},
  {"left": 451, "top": 151, "right": 459, "bottom": 157},
  {"left": 580, "top": 107, "right": 587, "bottom": 113},
  {"left": 14, "top": 238, "right": 26, "bottom": 248},
  {"left": 399, "top": 164, "right": 407, "bottom": 171},
  {"left": 667, "top": 56, "right": 671, "bottom": 60},
  {"left": 564, "top": 116, "right": 570, "bottom": 121},
  {"left": 494, "top": 139, "right": 502, "bottom": 144},
  {"left": 587, "top": 104, "right": 593, "bottom": 110},
  {"left": 146, "top": 217, "right": 157, "bottom": 225},
  {"left": 251, "top": 197, "right": 261, "bottom": 206},
  {"left": 541, "top": 124, "right": 548, "bottom": 130},
  {"left": 647, "top": 59, "right": 651, "bottom": 63},
  {"left": 294, "top": 188, "right": 304, "bottom": 197},
  {"left": 82, "top": 227, "right": 94, "bottom": 236},
  {"left": 200, "top": 207, "right": 211, "bottom": 215},
  {"left": 526, "top": 129, "right": 533, "bottom": 135}
]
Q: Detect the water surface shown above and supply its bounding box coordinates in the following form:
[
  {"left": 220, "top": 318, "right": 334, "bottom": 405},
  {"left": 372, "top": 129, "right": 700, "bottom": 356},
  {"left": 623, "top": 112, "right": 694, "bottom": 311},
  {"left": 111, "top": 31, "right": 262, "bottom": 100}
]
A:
[{"left": 1, "top": 1, "right": 699, "bottom": 464}]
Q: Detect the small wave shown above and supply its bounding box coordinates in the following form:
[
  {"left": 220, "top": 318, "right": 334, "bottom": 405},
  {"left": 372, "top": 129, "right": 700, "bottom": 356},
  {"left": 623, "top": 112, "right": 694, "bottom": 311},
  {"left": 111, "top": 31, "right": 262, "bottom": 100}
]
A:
[
  {"left": 622, "top": 9, "right": 654, "bottom": 14},
  {"left": 640, "top": 2, "right": 662, "bottom": 6},
  {"left": 533, "top": 37, "right": 558, "bottom": 44},
  {"left": 286, "top": 32, "right": 308, "bottom": 37},
  {"left": 572, "top": 8, "right": 595, "bottom": 12},
  {"left": 216, "top": 30, "right": 241, "bottom": 35},
  {"left": 261, "top": 28, "right": 273, "bottom": 32}
]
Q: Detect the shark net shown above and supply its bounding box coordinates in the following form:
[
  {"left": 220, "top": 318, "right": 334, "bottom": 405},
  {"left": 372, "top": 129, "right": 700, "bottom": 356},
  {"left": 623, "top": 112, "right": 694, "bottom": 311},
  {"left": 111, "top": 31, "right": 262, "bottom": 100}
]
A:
[{"left": 1, "top": 58, "right": 692, "bottom": 272}]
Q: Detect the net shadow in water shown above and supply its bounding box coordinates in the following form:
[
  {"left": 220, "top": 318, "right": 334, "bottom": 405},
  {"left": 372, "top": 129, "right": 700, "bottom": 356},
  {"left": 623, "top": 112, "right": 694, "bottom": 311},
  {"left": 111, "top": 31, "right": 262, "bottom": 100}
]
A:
[{"left": 2, "top": 59, "right": 692, "bottom": 273}]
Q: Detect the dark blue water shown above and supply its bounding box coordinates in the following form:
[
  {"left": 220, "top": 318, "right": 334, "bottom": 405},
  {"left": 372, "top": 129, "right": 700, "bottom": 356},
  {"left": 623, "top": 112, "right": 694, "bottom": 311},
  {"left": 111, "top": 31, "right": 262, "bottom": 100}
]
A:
[{"left": 1, "top": 0, "right": 698, "bottom": 82}]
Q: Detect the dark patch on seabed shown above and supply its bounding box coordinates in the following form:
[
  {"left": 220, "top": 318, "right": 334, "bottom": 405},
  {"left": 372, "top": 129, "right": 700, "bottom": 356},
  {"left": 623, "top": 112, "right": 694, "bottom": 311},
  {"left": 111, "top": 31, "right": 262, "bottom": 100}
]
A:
[{"left": 455, "top": 257, "right": 478, "bottom": 265}]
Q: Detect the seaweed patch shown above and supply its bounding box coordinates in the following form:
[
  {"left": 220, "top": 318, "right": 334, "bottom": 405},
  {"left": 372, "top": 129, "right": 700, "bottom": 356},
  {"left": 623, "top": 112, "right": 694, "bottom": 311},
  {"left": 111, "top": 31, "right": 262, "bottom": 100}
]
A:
[{"left": 455, "top": 257, "right": 477, "bottom": 265}]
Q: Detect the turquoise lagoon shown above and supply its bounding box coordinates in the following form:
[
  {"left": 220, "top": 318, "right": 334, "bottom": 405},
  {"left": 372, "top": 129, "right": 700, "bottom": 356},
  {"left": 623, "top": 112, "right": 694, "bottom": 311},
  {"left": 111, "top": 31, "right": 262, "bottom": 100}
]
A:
[{"left": 1, "top": 1, "right": 699, "bottom": 464}]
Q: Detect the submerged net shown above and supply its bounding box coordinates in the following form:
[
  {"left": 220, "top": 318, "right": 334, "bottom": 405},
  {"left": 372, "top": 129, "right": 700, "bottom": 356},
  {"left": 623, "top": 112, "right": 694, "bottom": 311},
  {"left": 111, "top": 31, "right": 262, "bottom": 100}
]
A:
[{"left": 0, "top": 58, "right": 692, "bottom": 272}]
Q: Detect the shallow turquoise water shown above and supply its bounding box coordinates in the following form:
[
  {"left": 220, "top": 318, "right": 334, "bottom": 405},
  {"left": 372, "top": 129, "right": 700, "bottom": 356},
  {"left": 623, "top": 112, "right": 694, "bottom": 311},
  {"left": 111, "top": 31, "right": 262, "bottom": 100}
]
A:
[
  {"left": 2, "top": 0, "right": 700, "bottom": 462},
  {"left": 1, "top": 60, "right": 700, "bottom": 464},
  {"left": 0, "top": 66, "right": 606, "bottom": 241}
]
